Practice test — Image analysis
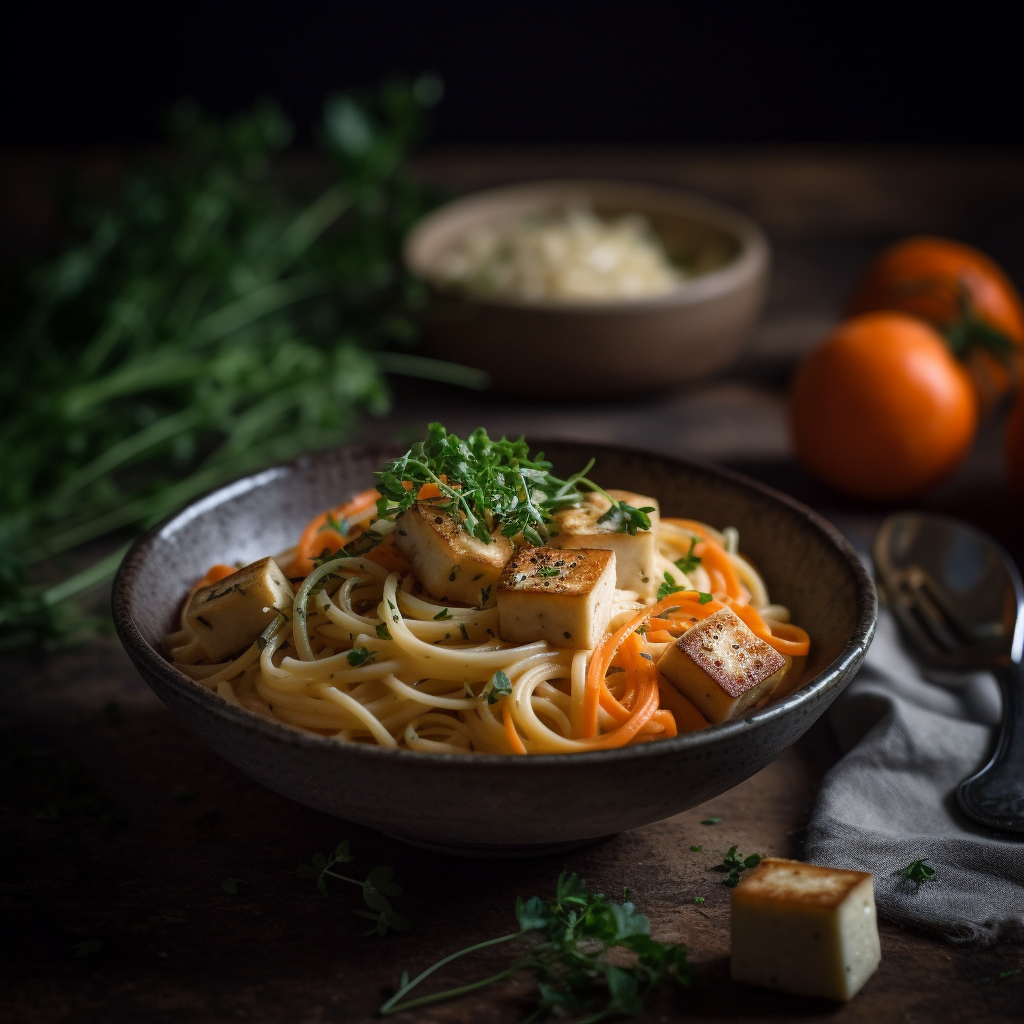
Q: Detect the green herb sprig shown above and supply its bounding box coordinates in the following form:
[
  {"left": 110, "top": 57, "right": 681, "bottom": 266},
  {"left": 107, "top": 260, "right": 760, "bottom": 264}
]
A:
[
  {"left": 674, "top": 537, "right": 702, "bottom": 576},
  {"left": 482, "top": 669, "right": 513, "bottom": 705},
  {"left": 713, "top": 846, "right": 762, "bottom": 888},
  {"left": 902, "top": 859, "right": 937, "bottom": 886},
  {"left": 0, "top": 78, "right": 488, "bottom": 651},
  {"left": 298, "top": 840, "right": 411, "bottom": 936},
  {"left": 375, "top": 424, "right": 654, "bottom": 546},
  {"left": 380, "top": 871, "right": 691, "bottom": 1019}
]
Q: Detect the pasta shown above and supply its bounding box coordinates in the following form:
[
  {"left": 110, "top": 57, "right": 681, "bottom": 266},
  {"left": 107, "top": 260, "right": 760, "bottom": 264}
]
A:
[{"left": 165, "top": 429, "right": 810, "bottom": 755}]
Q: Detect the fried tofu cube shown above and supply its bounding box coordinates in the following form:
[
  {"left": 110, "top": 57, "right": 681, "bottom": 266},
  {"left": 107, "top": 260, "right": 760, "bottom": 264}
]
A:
[
  {"left": 731, "top": 858, "right": 881, "bottom": 1001},
  {"left": 394, "top": 501, "right": 512, "bottom": 607},
  {"left": 547, "top": 488, "right": 660, "bottom": 599},
  {"left": 657, "top": 607, "right": 785, "bottom": 723},
  {"left": 497, "top": 547, "right": 616, "bottom": 649},
  {"left": 185, "top": 557, "right": 293, "bottom": 662}
]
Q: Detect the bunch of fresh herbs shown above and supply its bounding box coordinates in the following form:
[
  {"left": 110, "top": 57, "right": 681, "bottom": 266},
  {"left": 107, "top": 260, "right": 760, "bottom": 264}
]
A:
[
  {"left": 0, "top": 76, "right": 482, "bottom": 650},
  {"left": 375, "top": 422, "right": 655, "bottom": 546},
  {"left": 380, "top": 871, "right": 691, "bottom": 1021}
]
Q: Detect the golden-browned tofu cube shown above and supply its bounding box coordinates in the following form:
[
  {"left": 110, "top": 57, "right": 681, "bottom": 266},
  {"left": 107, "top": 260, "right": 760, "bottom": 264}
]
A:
[
  {"left": 731, "top": 858, "right": 881, "bottom": 1001},
  {"left": 656, "top": 607, "right": 785, "bottom": 722},
  {"left": 547, "top": 488, "right": 660, "bottom": 599},
  {"left": 185, "top": 557, "right": 293, "bottom": 662},
  {"left": 394, "top": 501, "right": 512, "bottom": 607},
  {"left": 497, "top": 547, "right": 616, "bottom": 649}
]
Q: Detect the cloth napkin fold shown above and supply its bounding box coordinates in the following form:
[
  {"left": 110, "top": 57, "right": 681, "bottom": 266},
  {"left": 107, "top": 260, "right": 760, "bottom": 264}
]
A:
[{"left": 804, "top": 607, "right": 1024, "bottom": 946}]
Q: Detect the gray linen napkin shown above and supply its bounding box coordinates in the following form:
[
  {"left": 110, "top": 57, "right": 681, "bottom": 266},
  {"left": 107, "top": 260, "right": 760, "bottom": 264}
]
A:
[{"left": 804, "top": 607, "right": 1024, "bottom": 945}]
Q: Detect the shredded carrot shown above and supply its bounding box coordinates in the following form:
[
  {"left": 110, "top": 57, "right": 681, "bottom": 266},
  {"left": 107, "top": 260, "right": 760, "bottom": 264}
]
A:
[
  {"left": 645, "top": 630, "right": 675, "bottom": 644},
  {"left": 197, "top": 563, "right": 237, "bottom": 588},
  {"left": 582, "top": 591, "right": 712, "bottom": 738},
  {"left": 731, "top": 604, "right": 811, "bottom": 657},
  {"left": 290, "top": 488, "right": 380, "bottom": 578},
  {"left": 663, "top": 518, "right": 745, "bottom": 601},
  {"left": 400, "top": 475, "right": 459, "bottom": 500},
  {"left": 503, "top": 701, "right": 527, "bottom": 754}
]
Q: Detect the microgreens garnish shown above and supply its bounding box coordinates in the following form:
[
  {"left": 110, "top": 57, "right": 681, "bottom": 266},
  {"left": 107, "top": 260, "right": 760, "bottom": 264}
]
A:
[
  {"left": 375, "top": 424, "right": 653, "bottom": 546},
  {"left": 298, "top": 841, "right": 411, "bottom": 937},
  {"left": 380, "top": 871, "right": 691, "bottom": 1018},
  {"left": 693, "top": 896, "right": 705, "bottom": 905},
  {"left": 902, "top": 859, "right": 937, "bottom": 886},
  {"left": 346, "top": 647, "right": 377, "bottom": 667},
  {"left": 713, "top": 846, "right": 762, "bottom": 888},
  {"left": 656, "top": 573, "right": 685, "bottom": 601},
  {"left": 483, "top": 669, "right": 513, "bottom": 705},
  {"left": 674, "top": 537, "right": 702, "bottom": 576}
]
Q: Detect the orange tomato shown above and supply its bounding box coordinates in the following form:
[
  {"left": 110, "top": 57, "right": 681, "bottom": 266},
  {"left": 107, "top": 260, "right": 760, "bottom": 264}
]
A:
[
  {"left": 789, "top": 312, "right": 978, "bottom": 502},
  {"left": 1007, "top": 392, "right": 1024, "bottom": 495},
  {"left": 847, "top": 236, "right": 1024, "bottom": 412}
]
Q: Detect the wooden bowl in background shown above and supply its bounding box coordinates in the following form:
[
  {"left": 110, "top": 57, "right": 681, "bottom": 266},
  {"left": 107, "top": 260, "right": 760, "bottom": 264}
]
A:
[{"left": 404, "top": 180, "right": 770, "bottom": 396}]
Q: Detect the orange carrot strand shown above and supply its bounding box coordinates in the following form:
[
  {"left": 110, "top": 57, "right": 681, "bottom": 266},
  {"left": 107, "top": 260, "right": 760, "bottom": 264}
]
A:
[{"left": 503, "top": 701, "right": 527, "bottom": 754}]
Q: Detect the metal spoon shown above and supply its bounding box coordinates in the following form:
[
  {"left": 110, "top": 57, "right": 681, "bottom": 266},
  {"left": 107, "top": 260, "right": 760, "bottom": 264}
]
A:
[{"left": 873, "top": 512, "right": 1024, "bottom": 833}]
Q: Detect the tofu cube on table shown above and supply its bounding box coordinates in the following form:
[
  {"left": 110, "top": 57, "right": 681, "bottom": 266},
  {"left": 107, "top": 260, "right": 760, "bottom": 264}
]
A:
[
  {"left": 394, "top": 501, "right": 512, "bottom": 607},
  {"left": 731, "top": 857, "right": 881, "bottom": 1001},
  {"left": 497, "top": 547, "right": 616, "bottom": 649},
  {"left": 548, "top": 489, "right": 660, "bottom": 600},
  {"left": 657, "top": 606, "right": 786, "bottom": 722},
  {"left": 185, "top": 557, "right": 294, "bottom": 662}
]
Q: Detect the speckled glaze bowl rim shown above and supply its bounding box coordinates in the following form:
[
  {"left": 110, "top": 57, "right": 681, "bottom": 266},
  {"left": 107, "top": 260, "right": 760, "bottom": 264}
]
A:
[
  {"left": 112, "top": 441, "right": 876, "bottom": 769},
  {"left": 403, "top": 179, "right": 771, "bottom": 314}
]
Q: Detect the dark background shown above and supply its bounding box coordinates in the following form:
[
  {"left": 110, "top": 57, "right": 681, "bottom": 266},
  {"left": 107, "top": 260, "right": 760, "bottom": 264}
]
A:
[{"left": 4, "top": 2, "right": 1021, "bottom": 147}]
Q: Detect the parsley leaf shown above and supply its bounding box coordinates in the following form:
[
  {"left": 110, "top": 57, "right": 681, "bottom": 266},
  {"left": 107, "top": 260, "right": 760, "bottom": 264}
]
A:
[
  {"left": 674, "top": 537, "right": 702, "bottom": 576},
  {"left": 381, "top": 871, "right": 691, "bottom": 1017},
  {"left": 902, "top": 859, "right": 937, "bottom": 885},
  {"left": 298, "top": 840, "right": 411, "bottom": 937},
  {"left": 432, "top": 608, "right": 452, "bottom": 620},
  {"left": 698, "top": 592, "right": 714, "bottom": 605},
  {"left": 346, "top": 647, "right": 377, "bottom": 667},
  {"left": 483, "top": 669, "right": 513, "bottom": 705},
  {"left": 656, "top": 572, "right": 685, "bottom": 601},
  {"left": 375, "top": 623, "right": 392, "bottom": 641},
  {"left": 713, "top": 845, "right": 762, "bottom": 887},
  {"left": 537, "top": 565, "right": 560, "bottom": 578}
]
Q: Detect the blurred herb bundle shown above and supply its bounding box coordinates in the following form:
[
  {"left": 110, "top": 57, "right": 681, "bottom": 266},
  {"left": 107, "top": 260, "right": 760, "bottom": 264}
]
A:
[{"left": 0, "top": 74, "right": 479, "bottom": 650}]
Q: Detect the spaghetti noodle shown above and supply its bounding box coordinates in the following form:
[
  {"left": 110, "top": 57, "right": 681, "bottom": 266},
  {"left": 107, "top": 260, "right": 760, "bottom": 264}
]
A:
[{"left": 166, "top": 486, "right": 809, "bottom": 755}]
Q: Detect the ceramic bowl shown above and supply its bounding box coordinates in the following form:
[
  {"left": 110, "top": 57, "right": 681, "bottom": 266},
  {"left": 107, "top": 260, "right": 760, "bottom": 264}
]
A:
[
  {"left": 403, "top": 180, "right": 770, "bottom": 397},
  {"left": 113, "top": 441, "right": 875, "bottom": 855}
]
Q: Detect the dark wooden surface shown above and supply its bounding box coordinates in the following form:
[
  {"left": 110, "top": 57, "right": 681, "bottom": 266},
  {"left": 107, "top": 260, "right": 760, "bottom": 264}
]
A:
[{"left": 3, "top": 147, "right": 1024, "bottom": 1022}]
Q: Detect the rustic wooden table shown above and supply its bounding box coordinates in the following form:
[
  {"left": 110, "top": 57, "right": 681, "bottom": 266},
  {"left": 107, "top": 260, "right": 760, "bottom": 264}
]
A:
[{"left": 2, "top": 148, "right": 1023, "bottom": 1022}]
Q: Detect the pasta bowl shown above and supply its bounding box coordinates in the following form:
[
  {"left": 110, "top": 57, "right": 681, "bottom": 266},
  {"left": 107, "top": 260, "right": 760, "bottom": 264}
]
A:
[
  {"left": 112, "top": 441, "right": 875, "bottom": 855},
  {"left": 404, "top": 180, "right": 770, "bottom": 397}
]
